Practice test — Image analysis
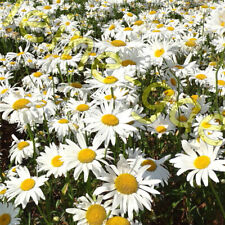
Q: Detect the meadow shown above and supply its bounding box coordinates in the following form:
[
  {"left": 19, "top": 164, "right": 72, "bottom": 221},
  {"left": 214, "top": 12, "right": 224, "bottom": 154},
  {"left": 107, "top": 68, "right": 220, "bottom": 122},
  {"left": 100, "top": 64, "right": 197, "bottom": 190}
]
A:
[{"left": 0, "top": 0, "right": 225, "bottom": 224}]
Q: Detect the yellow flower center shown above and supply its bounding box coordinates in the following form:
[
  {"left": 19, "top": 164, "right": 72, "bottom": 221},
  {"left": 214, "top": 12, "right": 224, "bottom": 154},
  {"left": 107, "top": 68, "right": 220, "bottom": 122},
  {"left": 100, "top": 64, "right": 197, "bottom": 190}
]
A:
[
  {"left": 209, "top": 61, "right": 217, "bottom": 66},
  {"left": 70, "top": 82, "right": 82, "bottom": 88},
  {"left": 65, "top": 21, "right": 70, "bottom": 26},
  {"left": 51, "top": 155, "right": 64, "bottom": 167},
  {"left": 201, "top": 121, "right": 211, "bottom": 128},
  {"left": 103, "top": 76, "right": 118, "bottom": 84},
  {"left": 156, "top": 23, "right": 164, "bottom": 28},
  {"left": 0, "top": 189, "right": 6, "bottom": 195},
  {"left": 141, "top": 159, "right": 157, "bottom": 171},
  {"left": 170, "top": 78, "right": 177, "bottom": 86},
  {"left": 0, "top": 77, "right": 5, "bottom": 80},
  {"left": 33, "top": 72, "right": 42, "bottom": 77},
  {"left": 155, "top": 125, "right": 167, "bottom": 133},
  {"left": 195, "top": 74, "right": 207, "bottom": 80},
  {"left": 178, "top": 115, "right": 188, "bottom": 122},
  {"left": 106, "top": 216, "right": 130, "bottom": 225},
  {"left": 218, "top": 80, "right": 225, "bottom": 86},
  {"left": 164, "top": 89, "right": 174, "bottom": 96},
  {"left": 111, "top": 40, "right": 126, "bottom": 47},
  {"left": 78, "top": 148, "right": 96, "bottom": 163},
  {"left": 175, "top": 65, "right": 184, "bottom": 69},
  {"left": 134, "top": 20, "right": 143, "bottom": 26},
  {"left": 191, "top": 95, "right": 198, "bottom": 101},
  {"left": 20, "top": 178, "right": 35, "bottom": 191},
  {"left": 58, "top": 119, "right": 69, "bottom": 124},
  {"left": 220, "top": 22, "right": 225, "bottom": 27},
  {"left": 17, "top": 141, "right": 30, "bottom": 150},
  {"left": 121, "top": 60, "right": 136, "bottom": 67},
  {"left": 194, "top": 155, "right": 210, "bottom": 169},
  {"left": 124, "top": 27, "right": 133, "bottom": 31},
  {"left": 101, "top": 114, "right": 119, "bottom": 126},
  {"left": 76, "top": 104, "right": 89, "bottom": 112},
  {"left": 115, "top": 173, "right": 138, "bottom": 194},
  {"left": 185, "top": 38, "right": 197, "bottom": 47},
  {"left": 61, "top": 54, "right": 72, "bottom": 60},
  {"left": 86, "top": 204, "right": 107, "bottom": 225},
  {"left": 0, "top": 88, "right": 8, "bottom": 94},
  {"left": 167, "top": 26, "right": 174, "bottom": 31},
  {"left": 17, "top": 51, "right": 24, "bottom": 56},
  {"left": 12, "top": 98, "right": 30, "bottom": 110},
  {"left": 149, "top": 10, "right": 156, "bottom": 15},
  {"left": 127, "top": 12, "right": 133, "bottom": 17},
  {"left": 154, "top": 48, "right": 165, "bottom": 57},
  {"left": 44, "top": 5, "right": 51, "bottom": 9},
  {"left": 104, "top": 95, "right": 116, "bottom": 100},
  {"left": 0, "top": 214, "right": 11, "bottom": 225},
  {"left": 109, "top": 24, "right": 115, "bottom": 30}
]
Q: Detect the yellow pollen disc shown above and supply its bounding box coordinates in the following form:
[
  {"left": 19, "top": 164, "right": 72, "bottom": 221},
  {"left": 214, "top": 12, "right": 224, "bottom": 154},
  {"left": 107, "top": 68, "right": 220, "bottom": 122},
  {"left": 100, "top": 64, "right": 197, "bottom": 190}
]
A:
[
  {"left": 104, "top": 95, "right": 116, "bottom": 100},
  {"left": 12, "top": 98, "right": 30, "bottom": 110},
  {"left": 103, "top": 76, "right": 118, "bottom": 84},
  {"left": 44, "top": 5, "right": 51, "bottom": 9},
  {"left": 218, "top": 80, "right": 225, "bottom": 86},
  {"left": 195, "top": 74, "right": 207, "bottom": 80},
  {"left": 106, "top": 216, "right": 130, "bottom": 225},
  {"left": 134, "top": 20, "right": 143, "bottom": 26},
  {"left": 155, "top": 125, "right": 167, "bottom": 133},
  {"left": 222, "top": 110, "right": 225, "bottom": 117},
  {"left": 156, "top": 23, "right": 164, "bottom": 28},
  {"left": 154, "top": 48, "right": 165, "bottom": 57},
  {"left": 17, "top": 51, "right": 24, "bottom": 56},
  {"left": 109, "top": 24, "right": 115, "bottom": 30},
  {"left": 220, "top": 22, "right": 225, "bottom": 27},
  {"left": 86, "top": 204, "right": 107, "bottom": 225},
  {"left": 124, "top": 27, "right": 133, "bottom": 31},
  {"left": 194, "top": 155, "right": 210, "bottom": 169},
  {"left": 70, "top": 82, "right": 82, "bottom": 88},
  {"left": 9, "top": 62, "right": 16, "bottom": 65},
  {"left": 223, "top": 43, "right": 225, "bottom": 47},
  {"left": 1, "top": 88, "right": 8, "bottom": 94},
  {"left": 152, "top": 20, "right": 159, "bottom": 24},
  {"left": 0, "top": 213, "right": 11, "bottom": 225},
  {"left": 201, "top": 121, "right": 211, "bottom": 128},
  {"left": 191, "top": 95, "right": 198, "bottom": 101},
  {"left": 170, "top": 78, "right": 177, "bottom": 86},
  {"left": 53, "top": 54, "right": 59, "bottom": 58},
  {"left": 0, "top": 189, "right": 6, "bottom": 194},
  {"left": 141, "top": 159, "right": 157, "bottom": 171},
  {"left": 185, "top": 38, "right": 197, "bottom": 47},
  {"left": 127, "top": 12, "right": 133, "bottom": 17},
  {"left": 175, "top": 65, "right": 184, "bottom": 69},
  {"left": 115, "top": 173, "right": 138, "bottom": 194},
  {"left": 164, "top": 89, "right": 174, "bottom": 96},
  {"left": 17, "top": 141, "right": 30, "bottom": 150},
  {"left": 12, "top": 167, "right": 16, "bottom": 172},
  {"left": 78, "top": 148, "right": 96, "bottom": 163},
  {"left": 33, "top": 72, "right": 42, "bottom": 77},
  {"left": 65, "top": 21, "right": 70, "bottom": 26},
  {"left": 20, "top": 178, "right": 35, "bottom": 191},
  {"left": 152, "top": 29, "right": 160, "bottom": 32},
  {"left": 76, "top": 104, "right": 89, "bottom": 112},
  {"left": 0, "top": 77, "right": 5, "bottom": 80},
  {"left": 101, "top": 114, "right": 119, "bottom": 126},
  {"left": 51, "top": 155, "right": 64, "bottom": 167},
  {"left": 178, "top": 115, "right": 187, "bottom": 122},
  {"left": 71, "top": 35, "right": 82, "bottom": 41},
  {"left": 121, "top": 60, "right": 136, "bottom": 67},
  {"left": 0, "top": 58, "right": 6, "bottom": 61},
  {"left": 111, "top": 40, "right": 126, "bottom": 47},
  {"left": 89, "top": 52, "right": 97, "bottom": 56},
  {"left": 167, "top": 26, "right": 174, "bottom": 31},
  {"left": 58, "top": 119, "right": 69, "bottom": 124},
  {"left": 149, "top": 10, "right": 156, "bottom": 14},
  {"left": 61, "top": 54, "right": 72, "bottom": 60}
]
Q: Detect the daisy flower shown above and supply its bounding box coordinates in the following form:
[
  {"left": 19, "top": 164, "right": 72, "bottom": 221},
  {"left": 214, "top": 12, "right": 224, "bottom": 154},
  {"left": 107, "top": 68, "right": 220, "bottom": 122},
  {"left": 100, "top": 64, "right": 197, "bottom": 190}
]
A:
[
  {"left": 36, "top": 143, "right": 69, "bottom": 178},
  {"left": 84, "top": 101, "right": 137, "bottom": 148},
  {"left": 9, "top": 134, "right": 39, "bottom": 165},
  {"left": 94, "top": 155, "right": 161, "bottom": 220},
  {"left": 0, "top": 183, "right": 7, "bottom": 200},
  {"left": 0, "top": 202, "right": 20, "bottom": 225},
  {"left": 5, "top": 166, "right": 48, "bottom": 208},
  {"left": 62, "top": 132, "right": 112, "bottom": 182},
  {"left": 66, "top": 194, "right": 113, "bottom": 225},
  {"left": 170, "top": 140, "right": 225, "bottom": 187}
]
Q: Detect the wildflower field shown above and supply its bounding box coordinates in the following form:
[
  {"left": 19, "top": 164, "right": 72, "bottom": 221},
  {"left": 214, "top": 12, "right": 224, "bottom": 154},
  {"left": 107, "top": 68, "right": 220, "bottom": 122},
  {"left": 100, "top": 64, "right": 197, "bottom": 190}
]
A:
[{"left": 1, "top": 0, "right": 225, "bottom": 224}]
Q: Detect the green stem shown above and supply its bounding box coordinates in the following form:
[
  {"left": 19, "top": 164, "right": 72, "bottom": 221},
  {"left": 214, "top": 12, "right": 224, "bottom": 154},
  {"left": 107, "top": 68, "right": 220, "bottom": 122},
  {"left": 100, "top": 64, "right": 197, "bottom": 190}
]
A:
[
  {"left": 209, "top": 179, "right": 225, "bottom": 220},
  {"left": 37, "top": 205, "right": 52, "bottom": 225}
]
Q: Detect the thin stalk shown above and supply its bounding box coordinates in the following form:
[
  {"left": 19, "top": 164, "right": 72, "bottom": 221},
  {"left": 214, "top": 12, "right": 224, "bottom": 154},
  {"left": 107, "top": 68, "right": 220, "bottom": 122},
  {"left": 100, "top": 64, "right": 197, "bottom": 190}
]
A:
[
  {"left": 209, "top": 179, "right": 225, "bottom": 220},
  {"left": 37, "top": 205, "right": 52, "bottom": 225}
]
